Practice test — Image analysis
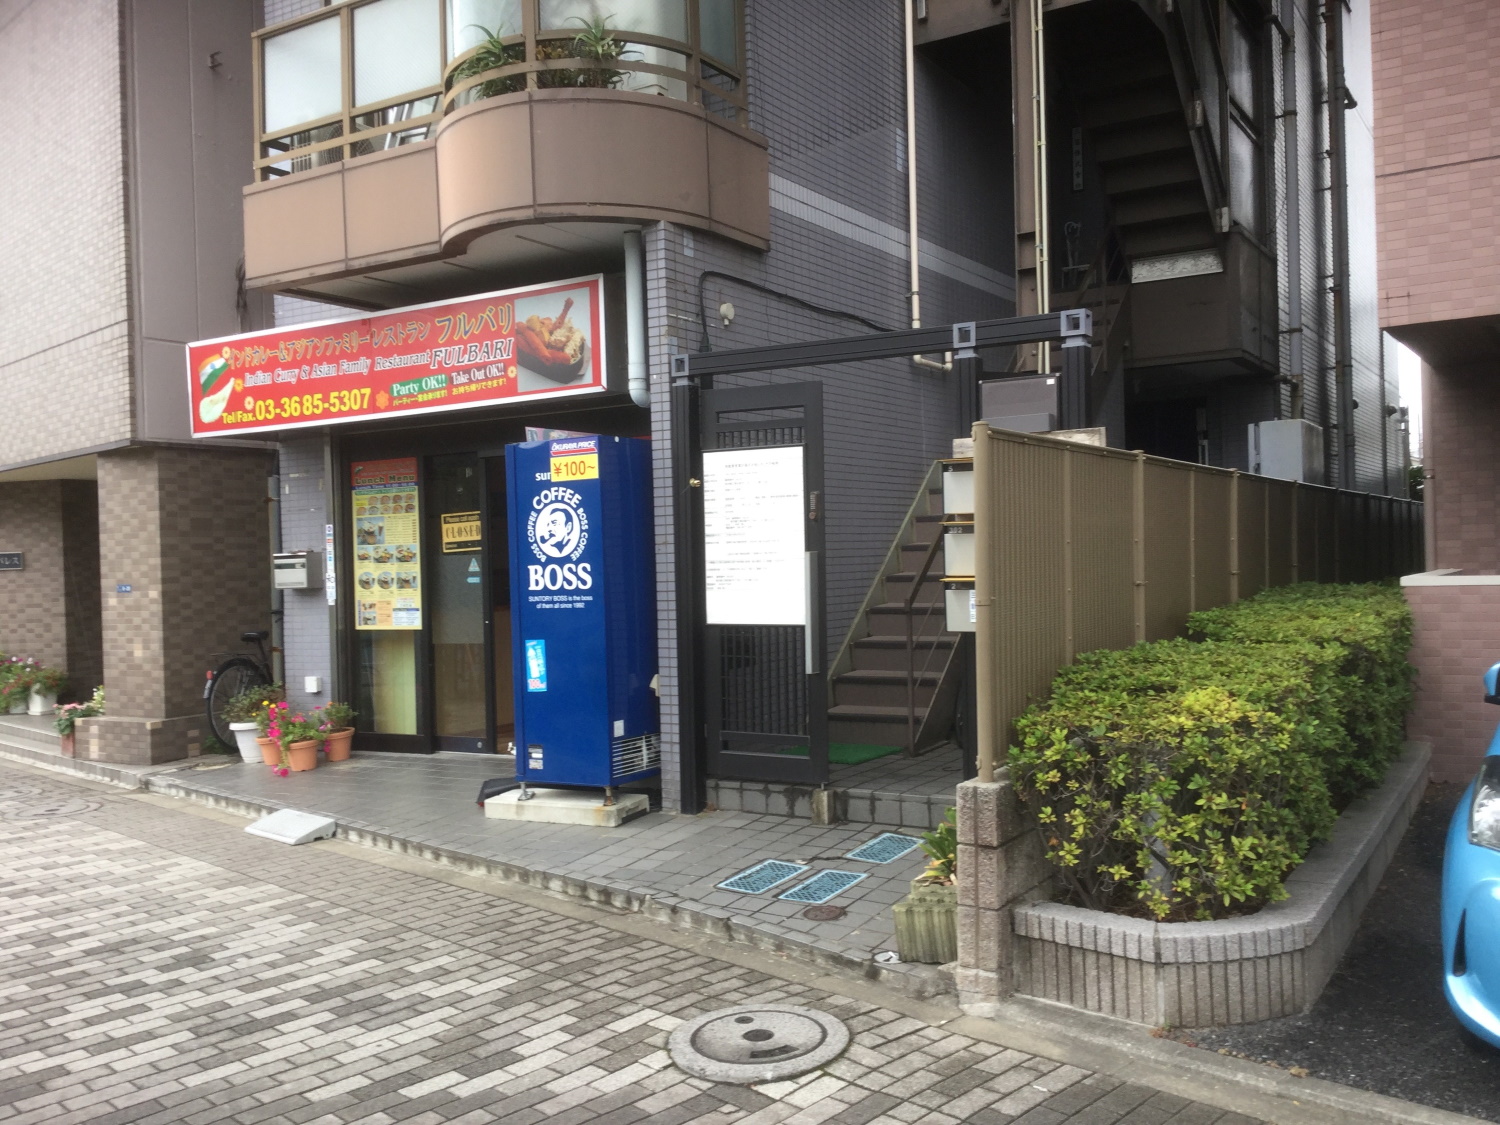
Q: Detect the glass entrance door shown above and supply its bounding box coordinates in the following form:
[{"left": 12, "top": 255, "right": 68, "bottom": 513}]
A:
[{"left": 428, "top": 453, "right": 490, "bottom": 752}]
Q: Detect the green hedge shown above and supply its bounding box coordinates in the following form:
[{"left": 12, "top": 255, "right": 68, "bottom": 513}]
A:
[{"left": 1011, "top": 584, "right": 1412, "bottom": 922}]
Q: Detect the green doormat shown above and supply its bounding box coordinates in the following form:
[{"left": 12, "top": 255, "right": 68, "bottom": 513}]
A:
[{"left": 830, "top": 742, "right": 903, "bottom": 765}]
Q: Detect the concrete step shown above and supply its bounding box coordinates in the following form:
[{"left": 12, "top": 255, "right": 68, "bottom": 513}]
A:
[
  {"left": 831, "top": 669, "right": 941, "bottom": 708},
  {"left": 828, "top": 705, "right": 928, "bottom": 747},
  {"left": 850, "top": 635, "right": 956, "bottom": 672},
  {"left": 705, "top": 775, "right": 953, "bottom": 830}
]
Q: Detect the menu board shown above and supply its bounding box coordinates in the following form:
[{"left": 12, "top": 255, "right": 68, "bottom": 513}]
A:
[
  {"left": 351, "top": 458, "right": 422, "bottom": 630},
  {"left": 702, "top": 446, "right": 807, "bottom": 626},
  {"left": 187, "top": 276, "right": 607, "bottom": 438}
]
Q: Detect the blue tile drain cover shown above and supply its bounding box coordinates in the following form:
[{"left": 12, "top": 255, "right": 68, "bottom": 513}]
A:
[
  {"left": 778, "top": 870, "right": 867, "bottom": 904},
  {"left": 717, "top": 859, "right": 808, "bottom": 894},
  {"left": 846, "top": 832, "right": 922, "bottom": 864}
]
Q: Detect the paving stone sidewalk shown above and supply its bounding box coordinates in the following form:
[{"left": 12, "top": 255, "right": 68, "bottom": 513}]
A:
[{"left": 0, "top": 763, "right": 1263, "bottom": 1125}]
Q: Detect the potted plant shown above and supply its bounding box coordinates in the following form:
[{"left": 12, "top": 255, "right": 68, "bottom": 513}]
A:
[
  {"left": 223, "top": 687, "right": 275, "bottom": 763},
  {"left": 893, "top": 807, "right": 958, "bottom": 964},
  {"left": 256, "top": 694, "right": 287, "bottom": 766},
  {"left": 1, "top": 657, "right": 37, "bottom": 715},
  {"left": 318, "top": 701, "right": 356, "bottom": 761},
  {"left": 28, "top": 666, "right": 66, "bottom": 716},
  {"left": 53, "top": 685, "right": 104, "bottom": 758},
  {"left": 274, "top": 710, "right": 324, "bottom": 774}
]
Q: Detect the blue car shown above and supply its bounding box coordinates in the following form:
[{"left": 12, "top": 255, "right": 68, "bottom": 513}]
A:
[{"left": 1443, "top": 662, "right": 1500, "bottom": 1047}]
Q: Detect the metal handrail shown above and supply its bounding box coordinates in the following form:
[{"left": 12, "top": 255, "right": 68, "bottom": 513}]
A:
[{"left": 903, "top": 527, "right": 947, "bottom": 756}]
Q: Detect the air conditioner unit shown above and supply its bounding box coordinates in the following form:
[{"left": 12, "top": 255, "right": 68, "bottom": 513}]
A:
[{"left": 1248, "top": 419, "right": 1325, "bottom": 484}]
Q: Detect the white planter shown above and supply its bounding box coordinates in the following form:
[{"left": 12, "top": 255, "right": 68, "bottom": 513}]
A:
[
  {"left": 28, "top": 689, "right": 56, "bottom": 717},
  {"left": 229, "top": 722, "right": 262, "bottom": 764},
  {"left": 7, "top": 700, "right": 26, "bottom": 715}
]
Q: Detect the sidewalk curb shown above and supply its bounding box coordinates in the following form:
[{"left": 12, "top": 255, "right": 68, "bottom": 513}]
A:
[
  {"left": 142, "top": 774, "right": 955, "bottom": 1002},
  {"left": 0, "top": 739, "right": 185, "bottom": 791},
  {"left": 944, "top": 996, "right": 1491, "bottom": 1125}
]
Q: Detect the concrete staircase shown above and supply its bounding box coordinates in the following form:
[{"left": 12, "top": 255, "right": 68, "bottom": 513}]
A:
[{"left": 1066, "top": 6, "right": 1216, "bottom": 262}]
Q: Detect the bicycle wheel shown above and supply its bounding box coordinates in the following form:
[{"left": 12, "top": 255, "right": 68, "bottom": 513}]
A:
[{"left": 206, "top": 657, "right": 269, "bottom": 747}]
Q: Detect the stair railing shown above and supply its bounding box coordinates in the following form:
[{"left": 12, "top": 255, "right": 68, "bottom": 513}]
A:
[
  {"left": 826, "top": 460, "right": 943, "bottom": 704},
  {"left": 903, "top": 527, "right": 951, "bottom": 757}
]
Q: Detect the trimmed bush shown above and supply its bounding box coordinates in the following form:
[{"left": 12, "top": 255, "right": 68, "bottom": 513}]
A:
[
  {"left": 1186, "top": 583, "right": 1413, "bottom": 802},
  {"left": 1011, "top": 583, "right": 1412, "bottom": 922}
]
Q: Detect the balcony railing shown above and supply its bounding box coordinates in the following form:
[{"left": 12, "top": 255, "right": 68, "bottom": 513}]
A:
[{"left": 255, "top": 0, "right": 746, "bottom": 181}]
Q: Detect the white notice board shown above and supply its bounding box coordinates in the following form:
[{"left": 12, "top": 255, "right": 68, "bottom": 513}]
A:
[{"left": 703, "top": 445, "right": 806, "bottom": 626}]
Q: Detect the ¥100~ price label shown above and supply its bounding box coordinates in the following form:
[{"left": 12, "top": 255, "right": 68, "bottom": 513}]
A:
[{"left": 550, "top": 452, "right": 598, "bottom": 481}]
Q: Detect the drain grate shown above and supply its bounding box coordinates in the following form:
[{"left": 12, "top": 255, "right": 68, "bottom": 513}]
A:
[
  {"left": 717, "top": 859, "right": 808, "bottom": 895},
  {"left": 778, "top": 870, "right": 867, "bottom": 904},
  {"left": 846, "top": 832, "right": 922, "bottom": 864}
]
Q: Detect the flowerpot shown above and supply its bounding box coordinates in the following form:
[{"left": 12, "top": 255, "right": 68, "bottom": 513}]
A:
[
  {"left": 230, "top": 722, "right": 261, "bottom": 764},
  {"left": 60, "top": 732, "right": 75, "bottom": 758},
  {"left": 257, "top": 736, "right": 279, "bottom": 766},
  {"left": 28, "top": 689, "right": 56, "bottom": 716},
  {"left": 893, "top": 877, "right": 958, "bottom": 964},
  {"left": 7, "top": 700, "right": 26, "bottom": 715},
  {"left": 322, "top": 727, "right": 354, "bottom": 762},
  {"left": 286, "top": 739, "right": 321, "bottom": 772}
]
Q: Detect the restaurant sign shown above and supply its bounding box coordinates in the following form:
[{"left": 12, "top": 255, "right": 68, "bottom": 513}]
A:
[{"left": 186, "top": 275, "right": 607, "bottom": 438}]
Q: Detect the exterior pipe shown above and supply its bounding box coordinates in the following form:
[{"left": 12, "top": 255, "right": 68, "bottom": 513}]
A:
[
  {"left": 624, "top": 229, "right": 650, "bottom": 407},
  {"left": 904, "top": 0, "right": 951, "bottom": 374},
  {"left": 1279, "top": 0, "right": 1305, "bottom": 420},
  {"left": 1325, "top": 0, "right": 1355, "bottom": 488}
]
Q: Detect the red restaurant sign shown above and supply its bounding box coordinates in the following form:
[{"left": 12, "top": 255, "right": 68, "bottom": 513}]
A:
[{"left": 187, "top": 275, "right": 607, "bottom": 438}]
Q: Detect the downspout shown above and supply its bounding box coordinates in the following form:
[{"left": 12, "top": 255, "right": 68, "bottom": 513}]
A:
[
  {"left": 1279, "top": 0, "right": 1305, "bottom": 420},
  {"left": 1029, "top": 0, "right": 1050, "bottom": 376},
  {"left": 904, "top": 0, "right": 951, "bottom": 373},
  {"left": 624, "top": 229, "right": 650, "bottom": 407},
  {"left": 1325, "top": 0, "right": 1355, "bottom": 488}
]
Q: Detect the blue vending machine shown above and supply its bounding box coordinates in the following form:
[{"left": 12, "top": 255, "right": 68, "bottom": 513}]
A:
[{"left": 505, "top": 435, "right": 658, "bottom": 795}]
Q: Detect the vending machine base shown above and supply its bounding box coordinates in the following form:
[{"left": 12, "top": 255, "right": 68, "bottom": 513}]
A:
[{"left": 483, "top": 787, "right": 650, "bottom": 828}]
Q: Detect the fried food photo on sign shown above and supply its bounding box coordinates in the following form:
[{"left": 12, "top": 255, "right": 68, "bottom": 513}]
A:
[{"left": 516, "top": 296, "right": 587, "bottom": 382}]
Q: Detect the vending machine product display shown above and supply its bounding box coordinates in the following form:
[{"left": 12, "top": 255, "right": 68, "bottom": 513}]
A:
[{"left": 505, "top": 435, "right": 659, "bottom": 790}]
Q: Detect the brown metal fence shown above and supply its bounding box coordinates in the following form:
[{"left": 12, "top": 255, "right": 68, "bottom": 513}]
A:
[{"left": 970, "top": 425, "right": 1424, "bottom": 779}]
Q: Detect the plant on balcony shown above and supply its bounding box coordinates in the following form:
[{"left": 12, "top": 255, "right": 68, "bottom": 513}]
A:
[
  {"left": 536, "top": 17, "right": 628, "bottom": 90},
  {"left": 451, "top": 25, "right": 527, "bottom": 101}
]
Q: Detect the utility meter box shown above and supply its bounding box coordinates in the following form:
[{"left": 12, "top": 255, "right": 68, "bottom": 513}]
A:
[
  {"left": 505, "top": 435, "right": 659, "bottom": 789},
  {"left": 1248, "top": 419, "right": 1325, "bottom": 484},
  {"left": 272, "top": 551, "right": 321, "bottom": 589}
]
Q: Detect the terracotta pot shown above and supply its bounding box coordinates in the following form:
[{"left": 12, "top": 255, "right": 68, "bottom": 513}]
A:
[
  {"left": 258, "top": 736, "right": 279, "bottom": 766},
  {"left": 60, "top": 732, "right": 75, "bottom": 758},
  {"left": 322, "top": 727, "right": 354, "bottom": 761},
  {"left": 286, "top": 739, "right": 321, "bottom": 772}
]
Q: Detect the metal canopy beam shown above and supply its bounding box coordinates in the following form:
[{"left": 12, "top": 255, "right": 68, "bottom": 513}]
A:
[{"left": 671, "top": 310, "right": 1090, "bottom": 380}]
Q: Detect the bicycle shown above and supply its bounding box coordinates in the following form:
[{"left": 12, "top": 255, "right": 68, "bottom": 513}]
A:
[{"left": 204, "top": 630, "right": 274, "bottom": 746}]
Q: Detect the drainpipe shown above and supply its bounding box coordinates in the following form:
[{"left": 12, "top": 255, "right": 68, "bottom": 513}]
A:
[
  {"left": 904, "top": 0, "right": 951, "bottom": 374},
  {"left": 1325, "top": 0, "right": 1355, "bottom": 488},
  {"left": 624, "top": 229, "right": 650, "bottom": 408},
  {"left": 1279, "top": 0, "right": 1305, "bottom": 420}
]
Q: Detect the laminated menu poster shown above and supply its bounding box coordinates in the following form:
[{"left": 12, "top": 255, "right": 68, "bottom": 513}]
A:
[{"left": 351, "top": 458, "right": 422, "bottom": 630}]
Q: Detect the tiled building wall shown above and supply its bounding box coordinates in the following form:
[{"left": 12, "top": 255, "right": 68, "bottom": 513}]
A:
[
  {"left": 1422, "top": 360, "right": 1500, "bottom": 573},
  {"left": 0, "top": 0, "right": 132, "bottom": 467},
  {"left": 0, "top": 483, "right": 71, "bottom": 669},
  {"left": 95, "top": 446, "right": 273, "bottom": 763},
  {"left": 278, "top": 437, "right": 334, "bottom": 716},
  {"left": 1405, "top": 584, "right": 1500, "bottom": 782},
  {"left": 651, "top": 0, "right": 1017, "bottom": 809},
  {"left": 1373, "top": 0, "right": 1500, "bottom": 331}
]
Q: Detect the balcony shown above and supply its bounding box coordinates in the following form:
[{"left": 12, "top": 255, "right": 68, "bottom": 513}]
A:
[{"left": 245, "top": 0, "right": 768, "bottom": 298}]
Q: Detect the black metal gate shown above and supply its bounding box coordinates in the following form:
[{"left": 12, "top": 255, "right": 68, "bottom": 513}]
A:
[{"left": 698, "top": 382, "right": 827, "bottom": 785}]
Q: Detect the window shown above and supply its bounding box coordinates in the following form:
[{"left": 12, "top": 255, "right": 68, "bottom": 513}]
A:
[
  {"left": 354, "top": 0, "right": 442, "bottom": 106},
  {"left": 263, "top": 17, "right": 342, "bottom": 133}
]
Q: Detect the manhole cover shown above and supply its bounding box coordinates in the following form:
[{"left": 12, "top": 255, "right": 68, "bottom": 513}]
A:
[
  {"left": 0, "top": 795, "right": 100, "bottom": 820},
  {"left": 668, "top": 1004, "right": 849, "bottom": 1084},
  {"left": 803, "top": 904, "right": 845, "bottom": 921}
]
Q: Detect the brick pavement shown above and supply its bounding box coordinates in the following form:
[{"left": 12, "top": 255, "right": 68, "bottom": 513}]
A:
[{"left": 0, "top": 763, "right": 1263, "bottom": 1125}]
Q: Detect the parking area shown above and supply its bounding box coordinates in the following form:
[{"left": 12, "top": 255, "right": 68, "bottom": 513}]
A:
[{"left": 1183, "top": 783, "right": 1500, "bottom": 1122}]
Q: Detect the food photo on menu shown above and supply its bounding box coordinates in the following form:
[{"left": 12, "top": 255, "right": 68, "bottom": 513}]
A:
[
  {"left": 514, "top": 288, "right": 592, "bottom": 391},
  {"left": 357, "top": 518, "right": 384, "bottom": 545}
]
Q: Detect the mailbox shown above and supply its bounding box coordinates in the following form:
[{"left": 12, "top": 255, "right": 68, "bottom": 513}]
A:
[{"left": 272, "top": 551, "right": 321, "bottom": 590}]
